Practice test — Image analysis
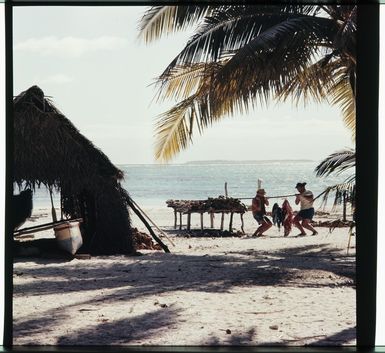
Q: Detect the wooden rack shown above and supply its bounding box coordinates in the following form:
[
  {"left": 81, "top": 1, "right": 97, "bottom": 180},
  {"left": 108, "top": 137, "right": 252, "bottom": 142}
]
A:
[{"left": 166, "top": 198, "right": 247, "bottom": 233}]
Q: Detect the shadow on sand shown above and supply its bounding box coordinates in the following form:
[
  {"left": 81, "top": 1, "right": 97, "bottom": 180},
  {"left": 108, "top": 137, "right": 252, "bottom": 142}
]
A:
[{"left": 13, "top": 243, "right": 355, "bottom": 346}]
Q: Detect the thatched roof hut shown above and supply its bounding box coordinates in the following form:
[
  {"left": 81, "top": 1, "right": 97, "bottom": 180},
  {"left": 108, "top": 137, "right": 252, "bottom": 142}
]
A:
[{"left": 13, "top": 85, "right": 134, "bottom": 255}]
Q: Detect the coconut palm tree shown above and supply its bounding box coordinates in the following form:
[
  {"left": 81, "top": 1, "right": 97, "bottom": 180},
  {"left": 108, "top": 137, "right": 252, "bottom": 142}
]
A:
[
  {"left": 138, "top": 5, "right": 356, "bottom": 162},
  {"left": 315, "top": 148, "right": 355, "bottom": 219}
]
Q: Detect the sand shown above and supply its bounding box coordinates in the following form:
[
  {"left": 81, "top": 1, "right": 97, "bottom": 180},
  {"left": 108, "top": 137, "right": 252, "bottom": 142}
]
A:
[{"left": 13, "top": 206, "right": 356, "bottom": 346}]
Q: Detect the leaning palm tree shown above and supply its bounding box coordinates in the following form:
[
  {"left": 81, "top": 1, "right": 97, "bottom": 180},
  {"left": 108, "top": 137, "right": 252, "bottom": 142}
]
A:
[
  {"left": 315, "top": 148, "right": 355, "bottom": 220},
  {"left": 138, "top": 5, "right": 356, "bottom": 161}
]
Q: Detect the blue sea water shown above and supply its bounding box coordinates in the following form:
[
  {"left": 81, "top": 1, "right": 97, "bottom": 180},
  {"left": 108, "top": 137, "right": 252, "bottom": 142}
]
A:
[
  {"left": 22, "top": 161, "right": 354, "bottom": 207},
  {"left": 28, "top": 160, "right": 352, "bottom": 210}
]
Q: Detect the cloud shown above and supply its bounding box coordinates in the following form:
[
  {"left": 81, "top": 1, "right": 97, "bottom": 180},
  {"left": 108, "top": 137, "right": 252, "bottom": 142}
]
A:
[
  {"left": 14, "top": 36, "right": 128, "bottom": 57},
  {"left": 40, "top": 74, "right": 73, "bottom": 84}
]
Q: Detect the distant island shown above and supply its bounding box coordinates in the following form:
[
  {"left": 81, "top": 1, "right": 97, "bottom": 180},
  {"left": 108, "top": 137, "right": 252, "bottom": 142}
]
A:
[{"left": 184, "top": 159, "right": 314, "bottom": 165}]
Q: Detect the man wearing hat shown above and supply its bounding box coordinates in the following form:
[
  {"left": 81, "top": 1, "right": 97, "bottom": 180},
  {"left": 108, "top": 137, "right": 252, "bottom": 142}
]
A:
[
  {"left": 251, "top": 188, "right": 272, "bottom": 237},
  {"left": 293, "top": 182, "right": 318, "bottom": 236}
]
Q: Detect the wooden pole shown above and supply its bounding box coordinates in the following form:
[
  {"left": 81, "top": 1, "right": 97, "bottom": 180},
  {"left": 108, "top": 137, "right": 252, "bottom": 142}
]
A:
[
  {"left": 229, "top": 212, "right": 234, "bottom": 232},
  {"left": 60, "top": 191, "right": 63, "bottom": 220},
  {"left": 125, "top": 197, "right": 170, "bottom": 253},
  {"left": 49, "top": 187, "right": 57, "bottom": 222},
  {"left": 220, "top": 213, "right": 224, "bottom": 231},
  {"left": 343, "top": 191, "right": 347, "bottom": 222},
  {"left": 210, "top": 213, "right": 214, "bottom": 228},
  {"left": 240, "top": 213, "right": 245, "bottom": 234},
  {"left": 200, "top": 213, "right": 204, "bottom": 231},
  {"left": 187, "top": 213, "right": 191, "bottom": 231},
  {"left": 179, "top": 212, "right": 182, "bottom": 230},
  {"left": 174, "top": 210, "right": 177, "bottom": 229},
  {"left": 130, "top": 198, "right": 175, "bottom": 246},
  {"left": 225, "top": 182, "right": 228, "bottom": 198}
]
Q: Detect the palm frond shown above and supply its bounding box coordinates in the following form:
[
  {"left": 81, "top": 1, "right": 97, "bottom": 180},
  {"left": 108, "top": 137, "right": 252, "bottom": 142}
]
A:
[
  {"left": 277, "top": 55, "right": 332, "bottom": 106},
  {"left": 138, "top": 6, "right": 212, "bottom": 43},
  {"left": 154, "top": 95, "right": 196, "bottom": 162},
  {"left": 145, "top": 5, "right": 356, "bottom": 162},
  {"left": 154, "top": 64, "right": 227, "bottom": 161},
  {"left": 332, "top": 6, "right": 356, "bottom": 65},
  {"left": 277, "top": 56, "right": 355, "bottom": 139},
  {"left": 205, "top": 16, "right": 331, "bottom": 116},
  {"left": 319, "top": 180, "right": 355, "bottom": 211},
  {"left": 153, "top": 15, "right": 338, "bottom": 162},
  {"left": 327, "top": 65, "right": 355, "bottom": 138},
  {"left": 315, "top": 148, "right": 355, "bottom": 177},
  {"left": 162, "top": 8, "right": 333, "bottom": 75},
  {"left": 155, "top": 61, "right": 226, "bottom": 102}
]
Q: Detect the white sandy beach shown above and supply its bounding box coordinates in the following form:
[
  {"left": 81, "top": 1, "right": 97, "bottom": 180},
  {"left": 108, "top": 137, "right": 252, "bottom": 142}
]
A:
[{"left": 13, "top": 206, "right": 356, "bottom": 346}]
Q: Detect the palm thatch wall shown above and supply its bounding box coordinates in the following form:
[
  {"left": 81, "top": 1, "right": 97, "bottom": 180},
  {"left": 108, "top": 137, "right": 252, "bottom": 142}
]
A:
[{"left": 13, "top": 85, "right": 134, "bottom": 255}]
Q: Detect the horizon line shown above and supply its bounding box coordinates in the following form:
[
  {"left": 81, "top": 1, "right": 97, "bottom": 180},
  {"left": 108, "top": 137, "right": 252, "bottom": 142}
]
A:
[{"left": 115, "top": 159, "right": 316, "bottom": 165}]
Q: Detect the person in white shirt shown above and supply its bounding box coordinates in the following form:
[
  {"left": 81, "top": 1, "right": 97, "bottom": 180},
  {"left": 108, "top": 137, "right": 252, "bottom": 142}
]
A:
[{"left": 293, "top": 182, "right": 318, "bottom": 236}]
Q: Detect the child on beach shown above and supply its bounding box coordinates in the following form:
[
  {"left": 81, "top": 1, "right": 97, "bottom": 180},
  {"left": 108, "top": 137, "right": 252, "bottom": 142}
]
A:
[
  {"left": 282, "top": 199, "right": 293, "bottom": 237},
  {"left": 251, "top": 188, "right": 272, "bottom": 237},
  {"left": 293, "top": 182, "right": 318, "bottom": 236}
]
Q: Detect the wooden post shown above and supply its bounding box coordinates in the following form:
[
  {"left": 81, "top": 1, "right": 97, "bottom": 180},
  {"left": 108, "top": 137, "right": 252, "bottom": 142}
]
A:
[
  {"left": 220, "top": 213, "right": 224, "bottom": 231},
  {"left": 225, "top": 182, "right": 228, "bottom": 198},
  {"left": 179, "top": 212, "right": 182, "bottom": 230},
  {"left": 49, "top": 187, "right": 57, "bottom": 222},
  {"left": 187, "top": 213, "right": 191, "bottom": 231},
  {"left": 200, "top": 213, "right": 204, "bottom": 231},
  {"left": 130, "top": 198, "right": 175, "bottom": 246},
  {"left": 240, "top": 213, "right": 245, "bottom": 234},
  {"left": 60, "top": 191, "right": 63, "bottom": 220},
  {"left": 174, "top": 210, "right": 177, "bottom": 229},
  {"left": 125, "top": 197, "right": 170, "bottom": 253},
  {"left": 343, "top": 191, "right": 347, "bottom": 222},
  {"left": 229, "top": 212, "right": 234, "bottom": 232},
  {"left": 210, "top": 213, "right": 214, "bottom": 228}
]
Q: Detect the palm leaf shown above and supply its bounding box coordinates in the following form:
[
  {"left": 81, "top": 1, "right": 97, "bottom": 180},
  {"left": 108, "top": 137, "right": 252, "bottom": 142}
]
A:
[
  {"left": 206, "top": 16, "right": 332, "bottom": 116},
  {"left": 161, "top": 7, "right": 331, "bottom": 74},
  {"left": 319, "top": 180, "right": 355, "bottom": 211},
  {"left": 144, "top": 5, "right": 356, "bottom": 162},
  {"left": 329, "top": 75, "right": 355, "bottom": 138},
  {"left": 154, "top": 64, "right": 227, "bottom": 161},
  {"left": 138, "top": 6, "right": 213, "bottom": 43},
  {"left": 277, "top": 55, "right": 340, "bottom": 106},
  {"left": 277, "top": 56, "right": 355, "bottom": 139},
  {"left": 315, "top": 148, "right": 355, "bottom": 177},
  {"left": 155, "top": 61, "right": 226, "bottom": 102},
  {"left": 154, "top": 95, "right": 196, "bottom": 162},
  {"left": 153, "top": 16, "right": 335, "bottom": 161}
]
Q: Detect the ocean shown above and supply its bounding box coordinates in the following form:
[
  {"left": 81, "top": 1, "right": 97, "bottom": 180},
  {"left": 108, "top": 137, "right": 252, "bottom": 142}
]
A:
[{"left": 28, "top": 160, "right": 353, "bottom": 211}]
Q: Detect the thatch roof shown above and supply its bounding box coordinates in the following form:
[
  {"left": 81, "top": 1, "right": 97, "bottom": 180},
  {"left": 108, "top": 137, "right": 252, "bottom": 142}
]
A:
[{"left": 13, "top": 85, "right": 134, "bottom": 255}]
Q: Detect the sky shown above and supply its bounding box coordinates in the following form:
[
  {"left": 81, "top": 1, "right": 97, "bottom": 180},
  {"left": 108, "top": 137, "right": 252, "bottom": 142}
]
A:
[{"left": 13, "top": 6, "right": 354, "bottom": 165}]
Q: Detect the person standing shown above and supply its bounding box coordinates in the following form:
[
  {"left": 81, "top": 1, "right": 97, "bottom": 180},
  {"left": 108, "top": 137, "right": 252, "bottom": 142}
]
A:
[
  {"left": 293, "top": 182, "right": 318, "bottom": 236},
  {"left": 251, "top": 188, "right": 272, "bottom": 237}
]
